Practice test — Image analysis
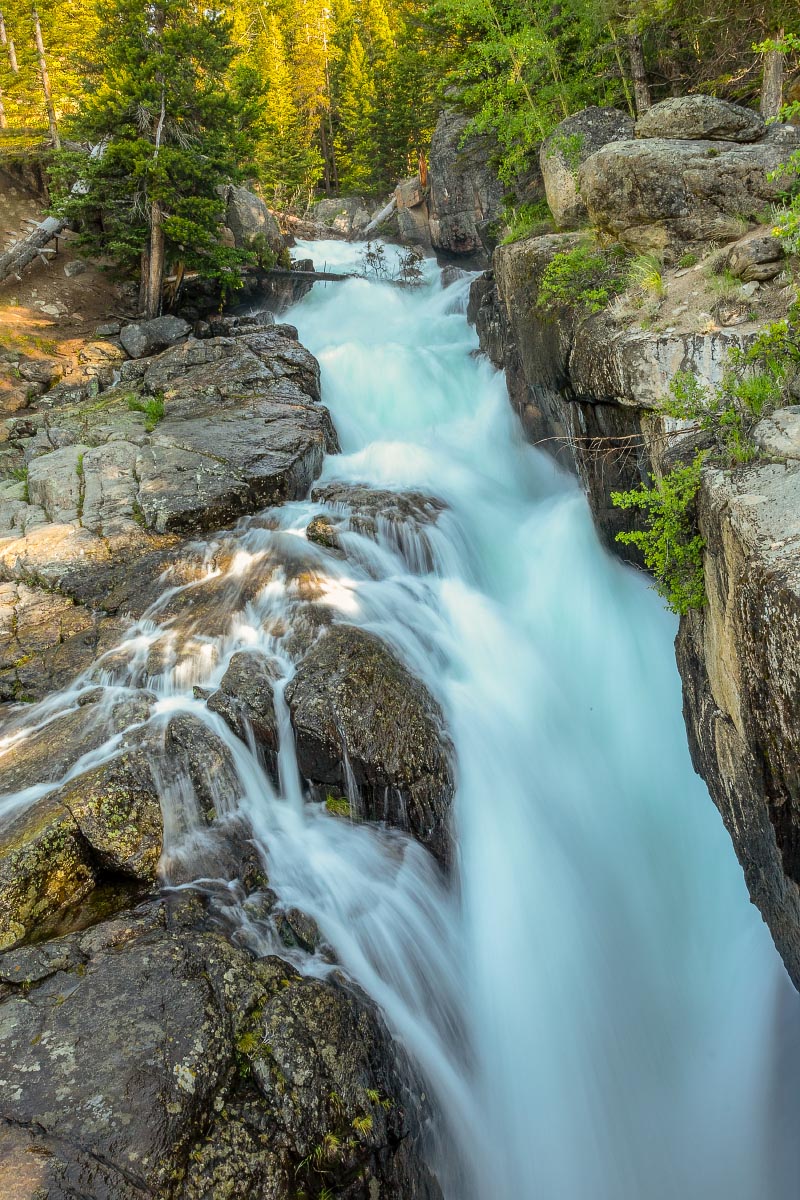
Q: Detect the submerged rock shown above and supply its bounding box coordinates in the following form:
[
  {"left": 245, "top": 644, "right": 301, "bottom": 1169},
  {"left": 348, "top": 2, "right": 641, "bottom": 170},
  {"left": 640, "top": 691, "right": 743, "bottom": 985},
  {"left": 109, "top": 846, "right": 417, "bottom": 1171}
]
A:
[
  {"left": 285, "top": 625, "right": 454, "bottom": 865},
  {"left": 309, "top": 482, "right": 447, "bottom": 572},
  {"left": 0, "top": 906, "right": 441, "bottom": 1199},
  {"left": 206, "top": 650, "right": 280, "bottom": 775}
]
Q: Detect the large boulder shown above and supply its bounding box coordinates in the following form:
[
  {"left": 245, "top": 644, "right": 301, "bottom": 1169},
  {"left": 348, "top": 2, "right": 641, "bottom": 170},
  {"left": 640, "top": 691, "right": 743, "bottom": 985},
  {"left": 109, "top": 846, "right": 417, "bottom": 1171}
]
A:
[
  {"left": 578, "top": 128, "right": 800, "bottom": 255},
  {"left": 310, "top": 196, "right": 372, "bottom": 237},
  {"left": 726, "top": 234, "right": 785, "bottom": 282},
  {"left": 285, "top": 625, "right": 454, "bottom": 864},
  {"left": 0, "top": 325, "right": 335, "bottom": 606},
  {"left": 635, "top": 95, "right": 765, "bottom": 143},
  {"left": 119, "top": 315, "right": 191, "bottom": 360},
  {"left": 0, "top": 908, "right": 441, "bottom": 1198},
  {"left": 0, "top": 749, "right": 162, "bottom": 950},
  {"left": 540, "top": 106, "right": 634, "bottom": 229},
  {"left": 223, "top": 184, "right": 284, "bottom": 253},
  {"left": 428, "top": 108, "right": 504, "bottom": 264},
  {"left": 395, "top": 175, "right": 432, "bottom": 246}
]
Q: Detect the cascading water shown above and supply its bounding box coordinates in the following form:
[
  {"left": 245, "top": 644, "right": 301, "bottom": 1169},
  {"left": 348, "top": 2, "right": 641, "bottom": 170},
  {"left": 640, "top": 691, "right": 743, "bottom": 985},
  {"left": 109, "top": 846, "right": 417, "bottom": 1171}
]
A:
[{"left": 1, "top": 240, "right": 798, "bottom": 1198}]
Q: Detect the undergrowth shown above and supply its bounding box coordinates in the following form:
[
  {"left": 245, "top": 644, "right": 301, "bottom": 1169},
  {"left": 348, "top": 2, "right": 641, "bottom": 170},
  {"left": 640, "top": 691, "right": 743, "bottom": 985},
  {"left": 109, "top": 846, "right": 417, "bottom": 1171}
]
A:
[
  {"left": 537, "top": 241, "right": 629, "bottom": 315},
  {"left": 612, "top": 303, "right": 800, "bottom": 614}
]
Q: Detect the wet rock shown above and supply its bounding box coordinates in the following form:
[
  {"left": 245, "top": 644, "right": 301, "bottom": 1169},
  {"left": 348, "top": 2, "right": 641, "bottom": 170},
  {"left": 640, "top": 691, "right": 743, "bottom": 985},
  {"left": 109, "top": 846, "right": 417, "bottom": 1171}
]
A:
[
  {"left": 119, "top": 315, "right": 192, "bottom": 359},
  {"left": 206, "top": 650, "right": 280, "bottom": 771},
  {"left": 0, "top": 749, "right": 161, "bottom": 950},
  {"left": 635, "top": 95, "right": 765, "bottom": 143},
  {"left": 311, "top": 482, "right": 447, "bottom": 572},
  {"left": 428, "top": 108, "right": 504, "bottom": 264},
  {"left": 0, "top": 581, "right": 123, "bottom": 704},
  {"left": 0, "top": 909, "right": 441, "bottom": 1199},
  {"left": 286, "top": 625, "right": 454, "bottom": 864},
  {"left": 726, "top": 234, "right": 785, "bottom": 282},
  {"left": 540, "top": 106, "right": 634, "bottom": 229},
  {"left": 578, "top": 131, "right": 800, "bottom": 254}
]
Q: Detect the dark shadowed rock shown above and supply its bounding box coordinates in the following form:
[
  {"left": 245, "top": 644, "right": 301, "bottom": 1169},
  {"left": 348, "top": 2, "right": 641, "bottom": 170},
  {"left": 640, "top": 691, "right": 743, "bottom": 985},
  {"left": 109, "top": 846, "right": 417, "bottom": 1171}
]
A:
[
  {"left": 120, "top": 315, "right": 191, "bottom": 359},
  {"left": 428, "top": 109, "right": 504, "bottom": 264},
  {"left": 206, "top": 650, "right": 280, "bottom": 774},
  {"left": 285, "top": 625, "right": 454, "bottom": 864},
  {"left": 540, "top": 106, "right": 634, "bottom": 229},
  {"left": 635, "top": 95, "right": 765, "bottom": 142},
  {"left": 0, "top": 908, "right": 441, "bottom": 1199},
  {"left": 309, "top": 482, "right": 447, "bottom": 572}
]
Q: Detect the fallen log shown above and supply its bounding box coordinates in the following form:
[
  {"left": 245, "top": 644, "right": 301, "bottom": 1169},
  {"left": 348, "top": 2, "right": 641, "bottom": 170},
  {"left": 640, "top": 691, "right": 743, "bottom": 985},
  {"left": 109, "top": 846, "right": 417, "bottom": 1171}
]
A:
[
  {"left": 263, "top": 267, "right": 355, "bottom": 283},
  {"left": 362, "top": 195, "right": 397, "bottom": 238},
  {"left": 0, "top": 214, "right": 65, "bottom": 283}
]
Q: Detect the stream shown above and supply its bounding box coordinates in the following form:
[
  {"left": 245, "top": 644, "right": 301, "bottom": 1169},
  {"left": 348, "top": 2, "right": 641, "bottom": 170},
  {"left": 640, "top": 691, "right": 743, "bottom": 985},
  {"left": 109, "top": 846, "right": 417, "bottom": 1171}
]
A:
[{"left": 2, "top": 240, "right": 800, "bottom": 1197}]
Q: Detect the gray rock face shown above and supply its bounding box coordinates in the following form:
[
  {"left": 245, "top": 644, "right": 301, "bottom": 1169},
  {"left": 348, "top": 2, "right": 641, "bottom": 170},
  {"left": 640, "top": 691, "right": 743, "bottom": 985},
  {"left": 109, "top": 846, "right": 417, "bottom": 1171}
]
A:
[
  {"left": 286, "top": 625, "right": 455, "bottom": 865},
  {"left": 676, "top": 458, "right": 800, "bottom": 989},
  {"left": 428, "top": 108, "right": 504, "bottom": 264},
  {"left": 579, "top": 132, "right": 800, "bottom": 254},
  {"left": 395, "top": 174, "right": 432, "bottom": 246},
  {"left": 0, "top": 325, "right": 334, "bottom": 612},
  {"left": 120, "top": 315, "right": 191, "bottom": 359},
  {"left": 635, "top": 95, "right": 765, "bottom": 142},
  {"left": 0, "top": 907, "right": 441, "bottom": 1198},
  {"left": 311, "top": 195, "right": 372, "bottom": 237},
  {"left": 540, "top": 106, "right": 634, "bottom": 229},
  {"left": 206, "top": 650, "right": 280, "bottom": 775},
  {"left": 223, "top": 184, "right": 284, "bottom": 253}
]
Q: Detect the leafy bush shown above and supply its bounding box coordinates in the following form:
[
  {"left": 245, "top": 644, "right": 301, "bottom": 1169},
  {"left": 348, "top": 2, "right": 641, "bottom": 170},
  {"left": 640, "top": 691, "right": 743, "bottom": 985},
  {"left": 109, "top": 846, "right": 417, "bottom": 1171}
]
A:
[
  {"left": 678, "top": 252, "right": 699, "bottom": 268},
  {"left": 537, "top": 242, "right": 629, "bottom": 315},
  {"left": 546, "top": 132, "right": 585, "bottom": 173},
  {"left": 501, "top": 199, "right": 553, "bottom": 245},
  {"left": 612, "top": 455, "right": 706, "bottom": 615}
]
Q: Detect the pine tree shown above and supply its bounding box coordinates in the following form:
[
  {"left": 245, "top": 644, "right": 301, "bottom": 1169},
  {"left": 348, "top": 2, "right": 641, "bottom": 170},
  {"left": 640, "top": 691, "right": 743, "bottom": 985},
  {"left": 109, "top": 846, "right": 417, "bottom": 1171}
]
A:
[
  {"left": 256, "top": 13, "right": 322, "bottom": 206},
  {"left": 334, "top": 31, "right": 378, "bottom": 193},
  {"left": 55, "top": 0, "right": 257, "bottom": 316}
]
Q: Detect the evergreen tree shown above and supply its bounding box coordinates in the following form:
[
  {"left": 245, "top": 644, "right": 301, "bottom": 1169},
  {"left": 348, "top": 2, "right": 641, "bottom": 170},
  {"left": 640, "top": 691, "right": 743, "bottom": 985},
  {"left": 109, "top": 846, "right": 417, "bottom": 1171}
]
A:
[
  {"left": 333, "top": 31, "right": 378, "bottom": 193},
  {"left": 256, "top": 13, "right": 322, "bottom": 206},
  {"left": 55, "top": 0, "right": 257, "bottom": 316}
]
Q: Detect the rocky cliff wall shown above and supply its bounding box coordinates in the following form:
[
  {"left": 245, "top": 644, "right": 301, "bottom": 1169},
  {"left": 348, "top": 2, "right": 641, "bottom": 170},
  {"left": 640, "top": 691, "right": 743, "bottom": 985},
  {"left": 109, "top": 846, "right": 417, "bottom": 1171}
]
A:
[{"left": 469, "top": 229, "right": 800, "bottom": 989}]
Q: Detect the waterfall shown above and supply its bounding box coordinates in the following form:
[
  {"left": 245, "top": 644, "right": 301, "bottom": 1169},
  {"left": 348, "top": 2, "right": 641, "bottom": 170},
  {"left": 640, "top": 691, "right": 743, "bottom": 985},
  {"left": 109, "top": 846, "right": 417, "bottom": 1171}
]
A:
[{"left": 1, "top": 239, "right": 798, "bottom": 1198}]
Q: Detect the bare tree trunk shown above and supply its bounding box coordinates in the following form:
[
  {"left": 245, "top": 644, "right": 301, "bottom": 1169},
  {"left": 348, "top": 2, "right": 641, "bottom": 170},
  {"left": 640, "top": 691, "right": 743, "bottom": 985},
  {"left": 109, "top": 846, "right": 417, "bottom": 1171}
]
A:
[
  {"left": 144, "top": 200, "right": 164, "bottom": 318},
  {"left": 0, "top": 12, "right": 17, "bottom": 74},
  {"left": 761, "top": 34, "right": 784, "bottom": 120},
  {"left": 33, "top": 10, "right": 59, "bottom": 149},
  {"left": 0, "top": 215, "right": 64, "bottom": 282},
  {"left": 0, "top": 86, "right": 7, "bottom": 129},
  {"left": 629, "top": 34, "right": 651, "bottom": 115}
]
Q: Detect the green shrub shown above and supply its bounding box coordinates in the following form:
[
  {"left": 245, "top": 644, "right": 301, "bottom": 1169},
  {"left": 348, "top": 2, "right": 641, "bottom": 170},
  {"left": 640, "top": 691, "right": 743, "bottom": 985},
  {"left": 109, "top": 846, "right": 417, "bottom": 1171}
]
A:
[
  {"left": 501, "top": 199, "right": 553, "bottom": 245},
  {"left": 537, "top": 242, "right": 629, "bottom": 315},
  {"left": 546, "top": 132, "right": 585, "bottom": 174},
  {"left": 629, "top": 253, "right": 665, "bottom": 297},
  {"left": 677, "top": 252, "right": 699, "bottom": 269},
  {"left": 612, "top": 455, "right": 706, "bottom": 615}
]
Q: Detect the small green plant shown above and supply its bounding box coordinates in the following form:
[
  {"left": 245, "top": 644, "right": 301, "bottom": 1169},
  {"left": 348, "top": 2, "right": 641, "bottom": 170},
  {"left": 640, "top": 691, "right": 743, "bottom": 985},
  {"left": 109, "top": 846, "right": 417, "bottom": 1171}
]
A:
[
  {"left": 76, "top": 452, "right": 84, "bottom": 479},
  {"left": 537, "top": 242, "right": 629, "bottom": 316},
  {"left": 546, "top": 131, "right": 585, "bottom": 173},
  {"left": 352, "top": 1114, "right": 373, "bottom": 1136},
  {"left": 612, "top": 455, "right": 706, "bottom": 615},
  {"left": 128, "top": 394, "right": 165, "bottom": 432},
  {"left": 629, "top": 253, "right": 666, "bottom": 297},
  {"left": 501, "top": 199, "right": 553, "bottom": 244},
  {"left": 325, "top": 793, "right": 351, "bottom": 818},
  {"left": 9, "top": 463, "right": 29, "bottom": 502},
  {"left": 677, "top": 252, "right": 699, "bottom": 269}
]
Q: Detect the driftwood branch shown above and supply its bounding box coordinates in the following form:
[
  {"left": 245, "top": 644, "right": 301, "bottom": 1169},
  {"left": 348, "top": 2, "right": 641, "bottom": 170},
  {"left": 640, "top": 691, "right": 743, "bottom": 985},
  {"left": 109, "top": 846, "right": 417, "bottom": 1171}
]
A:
[{"left": 0, "top": 214, "right": 65, "bottom": 282}]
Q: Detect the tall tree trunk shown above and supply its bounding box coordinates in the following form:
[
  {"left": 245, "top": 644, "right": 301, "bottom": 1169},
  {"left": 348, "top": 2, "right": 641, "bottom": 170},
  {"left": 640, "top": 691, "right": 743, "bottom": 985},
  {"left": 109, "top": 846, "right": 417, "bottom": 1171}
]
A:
[
  {"left": 144, "top": 200, "right": 164, "bottom": 319},
  {"left": 33, "top": 10, "right": 59, "bottom": 149},
  {"left": 628, "top": 34, "right": 650, "bottom": 115},
  {"left": 0, "top": 13, "right": 17, "bottom": 74},
  {"left": 761, "top": 34, "right": 784, "bottom": 120},
  {"left": 0, "top": 85, "right": 7, "bottom": 129}
]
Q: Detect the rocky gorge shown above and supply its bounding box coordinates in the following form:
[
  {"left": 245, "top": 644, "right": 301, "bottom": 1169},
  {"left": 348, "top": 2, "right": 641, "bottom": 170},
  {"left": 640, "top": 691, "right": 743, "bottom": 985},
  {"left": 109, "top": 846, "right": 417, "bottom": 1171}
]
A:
[{"left": 466, "top": 94, "right": 800, "bottom": 991}]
